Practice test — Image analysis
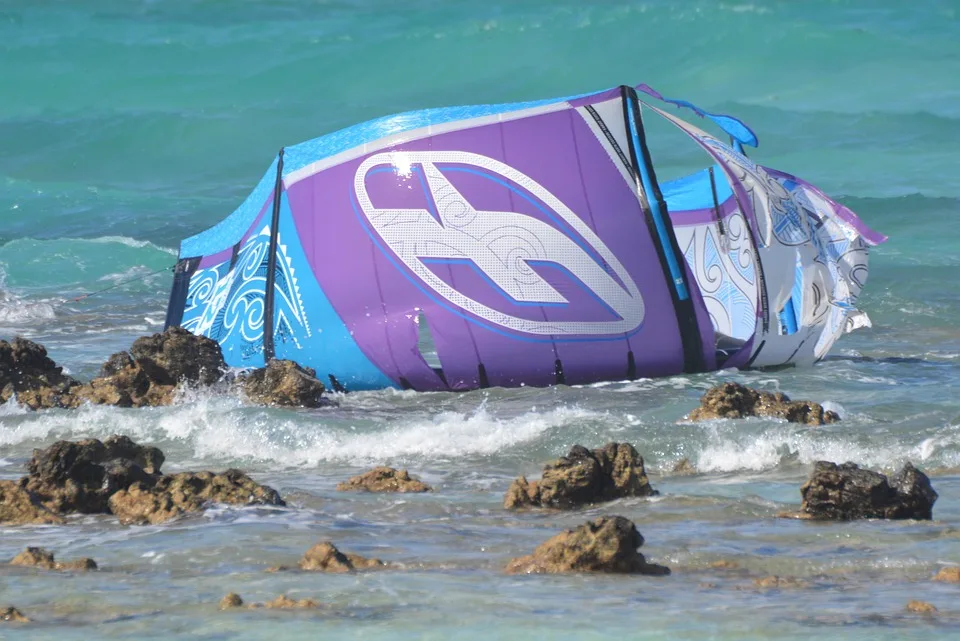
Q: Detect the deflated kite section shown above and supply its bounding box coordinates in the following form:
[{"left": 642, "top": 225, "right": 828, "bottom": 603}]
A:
[{"left": 166, "top": 85, "right": 884, "bottom": 391}]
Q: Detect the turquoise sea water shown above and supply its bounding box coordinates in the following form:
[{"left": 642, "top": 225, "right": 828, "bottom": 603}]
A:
[{"left": 1, "top": 1, "right": 959, "bottom": 639}]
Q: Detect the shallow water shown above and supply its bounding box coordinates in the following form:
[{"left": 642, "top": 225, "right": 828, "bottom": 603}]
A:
[{"left": 2, "top": 0, "right": 960, "bottom": 639}]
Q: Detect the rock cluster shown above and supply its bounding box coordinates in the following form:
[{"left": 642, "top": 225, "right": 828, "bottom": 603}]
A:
[
  {"left": 787, "top": 461, "right": 937, "bottom": 520},
  {"left": 0, "top": 436, "right": 284, "bottom": 526},
  {"left": 298, "top": 542, "right": 384, "bottom": 572},
  {"left": 241, "top": 359, "right": 335, "bottom": 408},
  {"left": 220, "top": 593, "right": 320, "bottom": 610},
  {"left": 336, "top": 467, "right": 432, "bottom": 493},
  {"left": 505, "top": 515, "right": 669, "bottom": 575},
  {"left": 687, "top": 382, "right": 839, "bottom": 425},
  {"left": 1, "top": 607, "right": 29, "bottom": 623},
  {"left": 9, "top": 547, "right": 97, "bottom": 571},
  {"left": 1, "top": 330, "right": 336, "bottom": 411},
  {"left": 504, "top": 443, "right": 656, "bottom": 509}
]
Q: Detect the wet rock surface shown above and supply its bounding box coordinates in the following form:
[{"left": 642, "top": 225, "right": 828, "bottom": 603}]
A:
[
  {"left": 336, "top": 467, "right": 432, "bottom": 493},
  {"left": 933, "top": 567, "right": 960, "bottom": 583},
  {"left": 0, "top": 436, "right": 283, "bottom": 525},
  {"left": 504, "top": 443, "right": 656, "bottom": 509},
  {"left": 790, "top": 461, "right": 937, "bottom": 520},
  {"left": 221, "top": 593, "right": 320, "bottom": 610},
  {"left": 220, "top": 593, "right": 244, "bottom": 610},
  {"left": 687, "top": 382, "right": 839, "bottom": 425},
  {"left": 21, "top": 434, "right": 164, "bottom": 515},
  {"left": 76, "top": 327, "right": 226, "bottom": 408},
  {"left": 506, "top": 515, "right": 669, "bottom": 575},
  {"left": 109, "top": 469, "right": 285, "bottom": 525},
  {"left": 298, "top": 542, "right": 385, "bottom": 572},
  {"left": 9, "top": 547, "right": 96, "bottom": 571},
  {"left": 0, "top": 337, "right": 81, "bottom": 410},
  {"left": 241, "top": 359, "right": 336, "bottom": 408},
  {"left": 1, "top": 607, "right": 29, "bottom": 623},
  {"left": 906, "top": 600, "right": 937, "bottom": 614}
]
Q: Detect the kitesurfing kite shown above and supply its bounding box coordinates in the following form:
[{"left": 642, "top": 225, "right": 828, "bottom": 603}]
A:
[{"left": 164, "top": 84, "right": 885, "bottom": 392}]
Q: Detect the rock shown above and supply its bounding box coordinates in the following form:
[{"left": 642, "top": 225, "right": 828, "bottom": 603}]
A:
[
  {"left": 0, "top": 480, "right": 64, "bottom": 525},
  {"left": 77, "top": 327, "right": 226, "bottom": 408},
  {"left": 109, "top": 469, "right": 285, "bottom": 525},
  {"left": 298, "top": 542, "right": 384, "bottom": 572},
  {"left": 9, "top": 547, "right": 96, "bottom": 571},
  {"left": 241, "top": 359, "right": 335, "bottom": 408},
  {"left": 336, "top": 467, "right": 432, "bottom": 493},
  {"left": 708, "top": 560, "right": 739, "bottom": 569},
  {"left": 505, "top": 515, "right": 670, "bottom": 575},
  {"left": 933, "top": 567, "right": 960, "bottom": 583},
  {"left": 260, "top": 595, "right": 321, "bottom": 610},
  {"left": 671, "top": 458, "right": 696, "bottom": 475},
  {"left": 906, "top": 600, "right": 937, "bottom": 614},
  {"left": 22, "top": 435, "right": 164, "bottom": 514},
  {"left": 1, "top": 607, "right": 29, "bottom": 623},
  {"left": 504, "top": 443, "right": 656, "bottom": 509},
  {"left": 795, "top": 461, "right": 937, "bottom": 520},
  {"left": 753, "top": 575, "right": 808, "bottom": 589},
  {"left": 220, "top": 593, "right": 244, "bottom": 610},
  {"left": 687, "top": 382, "right": 839, "bottom": 425},
  {"left": 0, "top": 337, "right": 81, "bottom": 410}
]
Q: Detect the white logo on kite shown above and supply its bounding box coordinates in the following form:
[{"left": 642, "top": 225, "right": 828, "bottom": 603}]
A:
[{"left": 354, "top": 151, "right": 644, "bottom": 336}]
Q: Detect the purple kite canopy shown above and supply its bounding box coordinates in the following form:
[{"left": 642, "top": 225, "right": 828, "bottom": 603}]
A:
[{"left": 165, "top": 85, "right": 885, "bottom": 392}]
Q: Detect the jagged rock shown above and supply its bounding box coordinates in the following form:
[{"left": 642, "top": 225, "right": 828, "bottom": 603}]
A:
[
  {"left": 0, "top": 480, "right": 64, "bottom": 525},
  {"left": 336, "top": 467, "right": 431, "bottom": 493},
  {"left": 671, "top": 458, "right": 696, "bottom": 475},
  {"left": 260, "top": 595, "right": 321, "bottom": 610},
  {"left": 1, "top": 607, "right": 29, "bottom": 623},
  {"left": 0, "top": 337, "right": 81, "bottom": 410},
  {"left": 906, "top": 600, "right": 937, "bottom": 614},
  {"left": 22, "top": 435, "right": 164, "bottom": 514},
  {"left": 933, "top": 567, "right": 960, "bottom": 583},
  {"left": 220, "top": 593, "right": 244, "bottom": 610},
  {"left": 109, "top": 469, "right": 285, "bottom": 525},
  {"left": 505, "top": 515, "right": 670, "bottom": 575},
  {"left": 687, "top": 382, "right": 839, "bottom": 425},
  {"left": 241, "top": 359, "right": 335, "bottom": 408},
  {"left": 298, "top": 542, "right": 385, "bottom": 572},
  {"left": 504, "top": 443, "right": 656, "bottom": 509},
  {"left": 9, "top": 547, "right": 96, "bottom": 571},
  {"left": 76, "top": 327, "right": 226, "bottom": 408},
  {"left": 790, "top": 461, "right": 937, "bottom": 520}
]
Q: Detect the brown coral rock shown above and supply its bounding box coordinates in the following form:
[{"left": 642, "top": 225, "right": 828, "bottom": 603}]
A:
[
  {"left": 241, "top": 359, "right": 335, "bottom": 408},
  {"left": 0, "top": 337, "right": 81, "bottom": 409},
  {"left": 797, "top": 461, "right": 937, "bottom": 520},
  {"left": 687, "top": 382, "right": 839, "bottom": 425},
  {"left": 906, "top": 600, "right": 937, "bottom": 614},
  {"left": 261, "top": 595, "right": 321, "bottom": 610},
  {"left": 505, "top": 515, "right": 670, "bottom": 575},
  {"left": 9, "top": 547, "right": 96, "bottom": 571},
  {"left": 1, "top": 607, "right": 29, "bottom": 623},
  {"left": 933, "top": 567, "right": 960, "bottom": 583},
  {"left": 220, "top": 593, "right": 244, "bottom": 610},
  {"left": 336, "top": 467, "right": 432, "bottom": 493},
  {"left": 109, "top": 469, "right": 285, "bottom": 525},
  {"left": 504, "top": 443, "right": 656, "bottom": 509},
  {"left": 298, "top": 542, "right": 384, "bottom": 572},
  {"left": 0, "top": 480, "right": 64, "bottom": 525}
]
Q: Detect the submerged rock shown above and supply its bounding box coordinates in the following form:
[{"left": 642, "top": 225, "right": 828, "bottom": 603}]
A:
[
  {"left": 109, "top": 469, "right": 285, "bottom": 525},
  {"left": 789, "top": 461, "right": 937, "bottom": 520},
  {"left": 671, "top": 458, "right": 696, "bottom": 475},
  {"left": 260, "top": 595, "right": 321, "bottom": 610},
  {"left": 21, "top": 434, "right": 164, "bottom": 515},
  {"left": 753, "top": 576, "right": 808, "bottom": 589},
  {"left": 336, "top": 467, "right": 431, "bottom": 493},
  {"left": 241, "top": 359, "right": 336, "bottom": 408},
  {"left": 687, "top": 382, "right": 839, "bottom": 425},
  {"left": 0, "top": 481, "right": 64, "bottom": 525},
  {"left": 298, "top": 542, "right": 385, "bottom": 572},
  {"left": 0, "top": 337, "right": 81, "bottom": 410},
  {"left": 219, "top": 593, "right": 244, "bottom": 610},
  {"left": 906, "top": 600, "right": 937, "bottom": 614},
  {"left": 1, "top": 607, "right": 29, "bottom": 623},
  {"left": 9, "top": 547, "right": 96, "bottom": 571},
  {"left": 76, "top": 327, "right": 226, "bottom": 408},
  {"left": 504, "top": 443, "right": 656, "bottom": 509},
  {"left": 506, "top": 515, "right": 670, "bottom": 575},
  {"left": 933, "top": 567, "right": 960, "bottom": 583}
]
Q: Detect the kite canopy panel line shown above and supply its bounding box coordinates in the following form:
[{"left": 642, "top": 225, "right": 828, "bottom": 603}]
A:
[{"left": 165, "top": 84, "right": 886, "bottom": 392}]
